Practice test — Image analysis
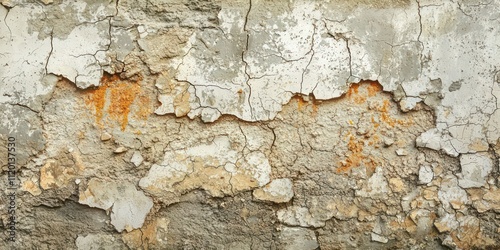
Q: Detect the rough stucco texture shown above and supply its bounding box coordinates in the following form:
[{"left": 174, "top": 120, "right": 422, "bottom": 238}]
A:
[{"left": 1, "top": 0, "right": 500, "bottom": 249}]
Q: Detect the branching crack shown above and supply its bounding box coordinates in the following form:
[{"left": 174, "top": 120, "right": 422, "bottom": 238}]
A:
[
  {"left": 91, "top": 17, "right": 114, "bottom": 71},
  {"left": 242, "top": 0, "right": 254, "bottom": 120},
  {"left": 324, "top": 22, "right": 353, "bottom": 84}
]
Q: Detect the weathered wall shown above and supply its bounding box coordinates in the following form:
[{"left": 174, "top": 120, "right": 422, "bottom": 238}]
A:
[{"left": 1, "top": 0, "right": 499, "bottom": 249}]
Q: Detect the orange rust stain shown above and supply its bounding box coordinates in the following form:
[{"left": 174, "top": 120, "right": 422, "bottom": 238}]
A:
[
  {"left": 382, "top": 99, "right": 390, "bottom": 112},
  {"left": 368, "top": 134, "right": 380, "bottom": 147},
  {"left": 346, "top": 82, "right": 384, "bottom": 104},
  {"left": 370, "top": 99, "right": 414, "bottom": 128},
  {"left": 336, "top": 157, "right": 358, "bottom": 174},
  {"left": 293, "top": 95, "right": 318, "bottom": 117},
  {"left": 370, "top": 116, "right": 380, "bottom": 128},
  {"left": 374, "top": 99, "right": 390, "bottom": 113},
  {"left": 347, "top": 134, "right": 363, "bottom": 153},
  {"left": 108, "top": 83, "right": 140, "bottom": 130},
  {"left": 84, "top": 84, "right": 108, "bottom": 127},
  {"left": 347, "top": 83, "right": 360, "bottom": 97},
  {"left": 337, "top": 81, "right": 413, "bottom": 175},
  {"left": 297, "top": 97, "right": 307, "bottom": 111},
  {"left": 337, "top": 153, "right": 378, "bottom": 176},
  {"left": 84, "top": 73, "right": 147, "bottom": 131},
  {"left": 346, "top": 83, "right": 367, "bottom": 104},
  {"left": 353, "top": 95, "right": 366, "bottom": 104},
  {"left": 367, "top": 81, "right": 383, "bottom": 96},
  {"left": 337, "top": 134, "right": 370, "bottom": 174},
  {"left": 379, "top": 107, "right": 414, "bottom": 127},
  {"left": 380, "top": 113, "right": 396, "bottom": 127}
]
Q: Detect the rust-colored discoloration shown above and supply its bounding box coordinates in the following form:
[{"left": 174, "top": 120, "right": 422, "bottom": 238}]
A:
[
  {"left": 108, "top": 82, "right": 141, "bottom": 130},
  {"left": 346, "top": 81, "right": 383, "bottom": 104},
  {"left": 292, "top": 95, "right": 319, "bottom": 117},
  {"left": 336, "top": 81, "right": 415, "bottom": 175},
  {"left": 368, "top": 134, "right": 380, "bottom": 147},
  {"left": 346, "top": 83, "right": 414, "bottom": 128},
  {"left": 347, "top": 83, "right": 360, "bottom": 96},
  {"left": 367, "top": 81, "right": 383, "bottom": 96},
  {"left": 84, "top": 73, "right": 148, "bottom": 131},
  {"left": 347, "top": 83, "right": 366, "bottom": 104},
  {"left": 297, "top": 97, "right": 306, "bottom": 111},
  {"left": 347, "top": 134, "right": 363, "bottom": 154},
  {"left": 84, "top": 83, "right": 108, "bottom": 127},
  {"left": 337, "top": 133, "right": 379, "bottom": 175}
]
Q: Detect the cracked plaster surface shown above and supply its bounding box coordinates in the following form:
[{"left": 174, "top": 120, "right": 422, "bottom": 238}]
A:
[{"left": 1, "top": 0, "right": 500, "bottom": 249}]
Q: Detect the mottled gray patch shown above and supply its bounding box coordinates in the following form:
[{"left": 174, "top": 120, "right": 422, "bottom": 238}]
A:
[
  {"left": 0, "top": 104, "right": 45, "bottom": 166},
  {"left": 424, "top": 92, "right": 442, "bottom": 108},
  {"left": 430, "top": 78, "right": 443, "bottom": 90},
  {"left": 28, "top": 0, "right": 116, "bottom": 40},
  {"left": 448, "top": 81, "right": 462, "bottom": 92},
  {"left": 191, "top": 28, "right": 246, "bottom": 82}
]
